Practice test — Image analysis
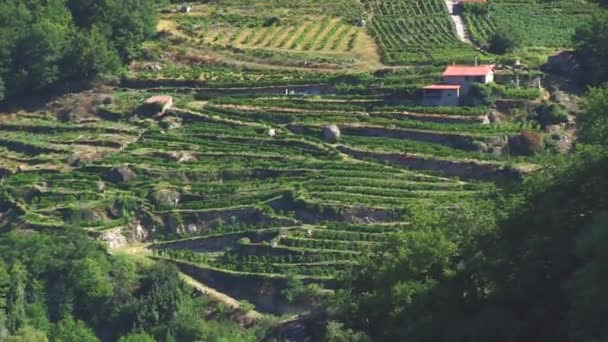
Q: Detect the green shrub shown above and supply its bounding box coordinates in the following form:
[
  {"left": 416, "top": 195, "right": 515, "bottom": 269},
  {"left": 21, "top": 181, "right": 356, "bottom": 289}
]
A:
[
  {"left": 237, "top": 237, "right": 251, "bottom": 245},
  {"left": 534, "top": 103, "right": 569, "bottom": 126},
  {"left": 264, "top": 16, "right": 281, "bottom": 27},
  {"left": 466, "top": 83, "right": 495, "bottom": 106},
  {"left": 527, "top": 103, "right": 567, "bottom": 127},
  {"left": 489, "top": 24, "right": 524, "bottom": 54}
]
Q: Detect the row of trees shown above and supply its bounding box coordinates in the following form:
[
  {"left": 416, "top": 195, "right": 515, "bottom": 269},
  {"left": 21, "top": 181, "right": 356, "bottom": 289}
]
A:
[
  {"left": 327, "top": 83, "right": 608, "bottom": 341},
  {"left": 0, "top": 0, "right": 167, "bottom": 102},
  {"left": 0, "top": 227, "right": 257, "bottom": 341}
]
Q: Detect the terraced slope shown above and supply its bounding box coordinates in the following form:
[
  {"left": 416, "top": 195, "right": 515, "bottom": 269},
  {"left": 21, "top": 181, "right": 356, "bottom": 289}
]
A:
[
  {"left": 462, "top": 0, "right": 600, "bottom": 47},
  {"left": 0, "top": 88, "right": 540, "bottom": 314},
  {"left": 363, "top": 0, "right": 481, "bottom": 65},
  {"left": 151, "top": 0, "right": 385, "bottom": 71}
]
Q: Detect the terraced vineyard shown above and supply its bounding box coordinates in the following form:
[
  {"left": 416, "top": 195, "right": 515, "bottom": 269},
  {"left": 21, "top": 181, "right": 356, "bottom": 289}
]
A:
[
  {"left": 180, "top": 16, "right": 363, "bottom": 53},
  {"left": 0, "top": 87, "right": 539, "bottom": 314},
  {"left": 462, "top": 0, "right": 600, "bottom": 47},
  {"left": 363, "top": 0, "right": 482, "bottom": 65},
  {"left": 149, "top": 0, "right": 386, "bottom": 72}
]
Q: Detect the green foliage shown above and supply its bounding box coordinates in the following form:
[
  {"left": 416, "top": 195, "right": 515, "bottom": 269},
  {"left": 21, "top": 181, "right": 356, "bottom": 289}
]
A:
[
  {"left": 579, "top": 84, "right": 608, "bottom": 146},
  {"left": 333, "top": 201, "right": 498, "bottom": 340},
  {"left": 333, "top": 145, "right": 608, "bottom": 341},
  {"left": 468, "top": 83, "right": 494, "bottom": 106},
  {"left": 4, "top": 326, "right": 49, "bottom": 342},
  {"left": 132, "top": 262, "right": 192, "bottom": 333},
  {"left": 63, "top": 26, "right": 121, "bottom": 79},
  {"left": 531, "top": 103, "right": 569, "bottom": 127},
  {"left": 118, "top": 333, "right": 156, "bottom": 342},
  {"left": 364, "top": 0, "right": 481, "bottom": 65},
  {"left": 464, "top": 0, "right": 599, "bottom": 48},
  {"left": 489, "top": 24, "right": 524, "bottom": 54},
  {"left": 0, "top": 77, "right": 5, "bottom": 102},
  {"left": 51, "top": 315, "right": 99, "bottom": 342},
  {"left": 0, "top": 227, "right": 255, "bottom": 341},
  {"left": 574, "top": 13, "right": 608, "bottom": 85},
  {"left": 0, "top": 0, "right": 158, "bottom": 100},
  {"left": 566, "top": 212, "right": 608, "bottom": 341},
  {"left": 323, "top": 321, "right": 370, "bottom": 342}
]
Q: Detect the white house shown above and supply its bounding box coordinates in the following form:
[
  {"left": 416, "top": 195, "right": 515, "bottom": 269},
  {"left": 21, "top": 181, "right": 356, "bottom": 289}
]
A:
[
  {"left": 422, "top": 84, "right": 461, "bottom": 106},
  {"left": 442, "top": 65, "right": 494, "bottom": 93}
]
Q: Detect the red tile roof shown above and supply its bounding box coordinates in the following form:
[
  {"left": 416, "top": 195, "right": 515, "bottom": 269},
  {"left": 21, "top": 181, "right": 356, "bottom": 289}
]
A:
[
  {"left": 443, "top": 65, "right": 494, "bottom": 77},
  {"left": 423, "top": 84, "right": 461, "bottom": 90}
]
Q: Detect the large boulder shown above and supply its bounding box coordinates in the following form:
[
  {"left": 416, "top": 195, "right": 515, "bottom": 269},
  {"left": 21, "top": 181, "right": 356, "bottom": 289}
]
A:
[
  {"left": 149, "top": 188, "right": 181, "bottom": 207},
  {"left": 107, "top": 165, "right": 137, "bottom": 183},
  {"left": 322, "top": 124, "right": 341, "bottom": 143},
  {"left": 99, "top": 228, "right": 128, "bottom": 249}
]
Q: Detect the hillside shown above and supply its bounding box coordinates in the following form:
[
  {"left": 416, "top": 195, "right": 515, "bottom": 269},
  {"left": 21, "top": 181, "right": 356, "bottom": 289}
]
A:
[{"left": 0, "top": 0, "right": 607, "bottom": 341}]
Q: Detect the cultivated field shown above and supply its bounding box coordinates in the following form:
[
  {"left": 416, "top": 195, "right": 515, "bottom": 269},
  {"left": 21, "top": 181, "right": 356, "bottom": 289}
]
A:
[
  {"left": 462, "top": 0, "right": 600, "bottom": 47},
  {"left": 0, "top": 0, "right": 556, "bottom": 317},
  {"left": 363, "top": 0, "right": 482, "bottom": 65},
  {"left": 0, "top": 86, "right": 540, "bottom": 313}
]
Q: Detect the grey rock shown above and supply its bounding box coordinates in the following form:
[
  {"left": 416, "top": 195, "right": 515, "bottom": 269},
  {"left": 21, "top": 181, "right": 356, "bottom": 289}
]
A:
[{"left": 322, "top": 124, "right": 341, "bottom": 143}]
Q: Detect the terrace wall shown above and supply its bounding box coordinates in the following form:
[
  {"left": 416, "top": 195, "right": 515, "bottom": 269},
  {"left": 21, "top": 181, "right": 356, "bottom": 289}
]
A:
[
  {"left": 174, "top": 261, "right": 334, "bottom": 315},
  {"left": 338, "top": 146, "right": 523, "bottom": 181}
]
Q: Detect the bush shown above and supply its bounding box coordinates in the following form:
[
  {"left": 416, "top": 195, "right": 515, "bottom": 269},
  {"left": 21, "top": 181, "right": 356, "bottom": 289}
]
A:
[
  {"left": 463, "top": 2, "right": 488, "bottom": 15},
  {"left": 510, "top": 129, "right": 545, "bottom": 155},
  {"left": 237, "top": 237, "right": 251, "bottom": 245},
  {"left": 489, "top": 24, "right": 524, "bottom": 54},
  {"left": 533, "top": 103, "right": 569, "bottom": 126},
  {"left": 466, "top": 83, "right": 495, "bottom": 106},
  {"left": 264, "top": 16, "right": 281, "bottom": 27}
]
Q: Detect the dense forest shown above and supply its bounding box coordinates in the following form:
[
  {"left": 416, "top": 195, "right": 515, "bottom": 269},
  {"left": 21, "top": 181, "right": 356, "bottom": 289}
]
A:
[
  {"left": 0, "top": 0, "right": 170, "bottom": 101},
  {"left": 330, "top": 133, "right": 608, "bottom": 341},
  {"left": 0, "top": 227, "right": 262, "bottom": 341}
]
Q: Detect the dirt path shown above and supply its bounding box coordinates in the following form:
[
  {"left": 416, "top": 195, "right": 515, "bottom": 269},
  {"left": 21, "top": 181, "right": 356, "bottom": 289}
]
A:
[
  {"left": 180, "top": 273, "right": 264, "bottom": 324},
  {"left": 111, "top": 243, "right": 264, "bottom": 324},
  {"left": 444, "top": 0, "right": 471, "bottom": 44}
]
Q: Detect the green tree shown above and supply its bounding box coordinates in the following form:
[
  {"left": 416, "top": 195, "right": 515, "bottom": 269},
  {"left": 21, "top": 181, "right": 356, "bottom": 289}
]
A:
[
  {"left": 0, "top": 77, "right": 5, "bottom": 101},
  {"left": 118, "top": 333, "right": 156, "bottom": 342},
  {"left": 578, "top": 84, "right": 608, "bottom": 146},
  {"left": 7, "top": 262, "right": 28, "bottom": 333},
  {"left": 0, "top": 260, "right": 9, "bottom": 338},
  {"left": 4, "top": 326, "right": 48, "bottom": 342},
  {"left": 574, "top": 14, "right": 608, "bottom": 85},
  {"left": 62, "top": 26, "right": 121, "bottom": 80},
  {"left": 50, "top": 315, "right": 99, "bottom": 342},
  {"left": 489, "top": 24, "right": 524, "bottom": 54},
  {"left": 323, "top": 321, "right": 370, "bottom": 342},
  {"left": 567, "top": 212, "right": 608, "bottom": 341},
  {"left": 133, "top": 262, "right": 191, "bottom": 331},
  {"left": 8, "top": 12, "right": 73, "bottom": 94}
]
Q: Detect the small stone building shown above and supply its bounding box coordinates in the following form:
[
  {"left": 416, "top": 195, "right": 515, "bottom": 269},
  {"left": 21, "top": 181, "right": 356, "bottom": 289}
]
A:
[
  {"left": 422, "top": 85, "right": 461, "bottom": 106},
  {"left": 143, "top": 95, "right": 173, "bottom": 115}
]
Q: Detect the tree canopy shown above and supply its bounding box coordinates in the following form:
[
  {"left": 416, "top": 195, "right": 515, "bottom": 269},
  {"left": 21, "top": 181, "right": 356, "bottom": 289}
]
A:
[
  {"left": 574, "top": 13, "right": 608, "bottom": 85},
  {"left": 0, "top": 0, "right": 162, "bottom": 101}
]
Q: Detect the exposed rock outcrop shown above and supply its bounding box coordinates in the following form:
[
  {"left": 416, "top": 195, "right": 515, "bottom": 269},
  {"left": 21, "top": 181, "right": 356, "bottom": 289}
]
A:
[
  {"left": 99, "top": 228, "right": 128, "bottom": 249},
  {"left": 107, "top": 165, "right": 137, "bottom": 183}
]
